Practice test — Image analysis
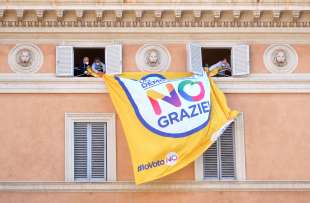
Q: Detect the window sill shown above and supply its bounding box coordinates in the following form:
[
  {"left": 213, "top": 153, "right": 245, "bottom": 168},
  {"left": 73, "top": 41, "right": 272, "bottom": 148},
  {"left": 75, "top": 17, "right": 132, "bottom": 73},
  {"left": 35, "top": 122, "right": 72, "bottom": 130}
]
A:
[
  {"left": 1, "top": 73, "right": 310, "bottom": 93},
  {"left": 1, "top": 180, "right": 310, "bottom": 192}
]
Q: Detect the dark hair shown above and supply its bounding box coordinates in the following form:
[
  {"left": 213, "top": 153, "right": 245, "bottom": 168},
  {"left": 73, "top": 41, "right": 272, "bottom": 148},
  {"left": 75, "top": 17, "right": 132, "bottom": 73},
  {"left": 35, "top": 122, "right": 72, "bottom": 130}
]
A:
[{"left": 94, "top": 57, "right": 101, "bottom": 61}]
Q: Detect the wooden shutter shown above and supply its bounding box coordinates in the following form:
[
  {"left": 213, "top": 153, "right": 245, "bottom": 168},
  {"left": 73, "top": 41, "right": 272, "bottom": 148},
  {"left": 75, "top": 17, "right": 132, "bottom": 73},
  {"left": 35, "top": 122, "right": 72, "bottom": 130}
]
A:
[
  {"left": 56, "top": 46, "right": 74, "bottom": 77},
  {"left": 73, "top": 122, "right": 107, "bottom": 182},
  {"left": 187, "top": 43, "right": 203, "bottom": 74},
  {"left": 203, "top": 122, "right": 235, "bottom": 180},
  {"left": 105, "top": 44, "right": 122, "bottom": 75},
  {"left": 74, "top": 122, "right": 88, "bottom": 180},
  {"left": 203, "top": 141, "right": 219, "bottom": 179},
  {"left": 91, "top": 122, "right": 107, "bottom": 180},
  {"left": 232, "top": 44, "right": 250, "bottom": 76},
  {"left": 219, "top": 123, "right": 235, "bottom": 179}
]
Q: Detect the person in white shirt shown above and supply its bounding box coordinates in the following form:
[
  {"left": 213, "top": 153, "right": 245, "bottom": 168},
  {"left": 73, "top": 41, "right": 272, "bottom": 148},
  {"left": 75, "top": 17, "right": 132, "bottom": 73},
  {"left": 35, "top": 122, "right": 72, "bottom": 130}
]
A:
[{"left": 208, "top": 58, "right": 231, "bottom": 77}]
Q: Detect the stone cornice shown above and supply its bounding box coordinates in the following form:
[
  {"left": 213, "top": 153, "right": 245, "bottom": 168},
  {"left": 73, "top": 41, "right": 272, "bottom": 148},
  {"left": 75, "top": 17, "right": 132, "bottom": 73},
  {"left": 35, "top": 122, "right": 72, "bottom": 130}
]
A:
[
  {"left": 0, "top": 73, "right": 310, "bottom": 94},
  {"left": 1, "top": 2, "right": 309, "bottom": 10},
  {"left": 1, "top": 181, "right": 310, "bottom": 192},
  {"left": 0, "top": 3, "right": 309, "bottom": 28}
]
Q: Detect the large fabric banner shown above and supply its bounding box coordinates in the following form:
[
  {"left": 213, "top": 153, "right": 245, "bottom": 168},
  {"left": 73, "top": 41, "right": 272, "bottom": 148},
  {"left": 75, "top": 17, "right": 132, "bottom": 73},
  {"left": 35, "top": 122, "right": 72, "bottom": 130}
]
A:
[{"left": 103, "top": 72, "right": 238, "bottom": 184}]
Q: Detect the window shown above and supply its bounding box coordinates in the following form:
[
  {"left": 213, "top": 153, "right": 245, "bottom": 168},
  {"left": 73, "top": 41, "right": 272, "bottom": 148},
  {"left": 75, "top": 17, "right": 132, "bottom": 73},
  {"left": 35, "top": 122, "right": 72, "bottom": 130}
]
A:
[
  {"left": 65, "top": 113, "right": 116, "bottom": 182},
  {"left": 187, "top": 43, "right": 250, "bottom": 77},
  {"left": 73, "top": 47, "right": 105, "bottom": 77},
  {"left": 74, "top": 122, "right": 106, "bottom": 181},
  {"left": 195, "top": 113, "right": 245, "bottom": 181},
  {"left": 202, "top": 48, "right": 232, "bottom": 77},
  {"left": 203, "top": 122, "right": 235, "bottom": 180},
  {"left": 56, "top": 44, "right": 122, "bottom": 77}
]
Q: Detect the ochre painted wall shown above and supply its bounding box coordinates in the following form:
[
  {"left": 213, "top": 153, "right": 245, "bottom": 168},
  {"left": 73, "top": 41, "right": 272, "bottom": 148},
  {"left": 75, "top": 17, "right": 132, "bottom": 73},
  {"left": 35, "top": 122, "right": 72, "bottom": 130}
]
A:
[
  {"left": 0, "top": 43, "right": 310, "bottom": 181},
  {"left": 123, "top": 44, "right": 187, "bottom": 72},
  {"left": 0, "top": 94, "right": 194, "bottom": 181},
  {"left": 0, "top": 93, "right": 310, "bottom": 181},
  {"left": 227, "top": 93, "right": 310, "bottom": 180},
  {"left": 250, "top": 44, "right": 310, "bottom": 73},
  {"left": 0, "top": 43, "right": 309, "bottom": 73},
  {"left": 0, "top": 44, "right": 55, "bottom": 73},
  {"left": 1, "top": 191, "right": 310, "bottom": 203}
]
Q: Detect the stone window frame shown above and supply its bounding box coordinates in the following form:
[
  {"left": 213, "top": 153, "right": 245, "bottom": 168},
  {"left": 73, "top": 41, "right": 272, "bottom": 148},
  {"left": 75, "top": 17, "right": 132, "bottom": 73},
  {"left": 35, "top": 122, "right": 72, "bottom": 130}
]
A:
[
  {"left": 65, "top": 112, "right": 116, "bottom": 182},
  {"left": 195, "top": 113, "right": 246, "bottom": 181}
]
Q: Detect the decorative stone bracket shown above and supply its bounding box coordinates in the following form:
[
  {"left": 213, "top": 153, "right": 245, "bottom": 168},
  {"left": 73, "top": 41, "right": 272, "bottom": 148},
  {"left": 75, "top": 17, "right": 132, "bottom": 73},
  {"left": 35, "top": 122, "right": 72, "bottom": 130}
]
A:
[{"left": 0, "top": 5, "right": 309, "bottom": 28}]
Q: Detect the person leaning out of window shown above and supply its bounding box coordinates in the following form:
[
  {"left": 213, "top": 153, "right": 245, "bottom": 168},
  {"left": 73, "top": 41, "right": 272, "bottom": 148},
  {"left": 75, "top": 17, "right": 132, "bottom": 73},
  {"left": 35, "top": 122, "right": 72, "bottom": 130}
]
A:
[
  {"left": 91, "top": 57, "right": 106, "bottom": 74},
  {"left": 206, "top": 58, "right": 231, "bottom": 77},
  {"left": 75, "top": 56, "right": 91, "bottom": 77}
]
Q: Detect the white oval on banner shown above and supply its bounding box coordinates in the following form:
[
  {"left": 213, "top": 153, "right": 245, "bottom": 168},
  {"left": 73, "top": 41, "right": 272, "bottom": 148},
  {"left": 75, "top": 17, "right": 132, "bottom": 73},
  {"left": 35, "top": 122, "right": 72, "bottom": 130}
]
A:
[{"left": 116, "top": 73, "right": 211, "bottom": 138}]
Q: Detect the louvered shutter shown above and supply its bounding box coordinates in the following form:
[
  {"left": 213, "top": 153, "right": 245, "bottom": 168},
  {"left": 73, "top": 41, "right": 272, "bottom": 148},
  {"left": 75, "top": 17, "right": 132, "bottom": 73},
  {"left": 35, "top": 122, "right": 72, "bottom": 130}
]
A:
[
  {"left": 203, "top": 141, "right": 219, "bottom": 179},
  {"left": 187, "top": 43, "right": 203, "bottom": 74},
  {"left": 91, "top": 122, "right": 107, "bottom": 180},
  {"left": 232, "top": 44, "right": 250, "bottom": 76},
  {"left": 219, "top": 123, "right": 235, "bottom": 179},
  {"left": 203, "top": 122, "right": 236, "bottom": 180},
  {"left": 105, "top": 44, "right": 122, "bottom": 75},
  {"left": 74, "top": 122, "right": 88, "bottom": 180},
  {"left": 56, "top": 46, "right": 74, "bottom": 77}
]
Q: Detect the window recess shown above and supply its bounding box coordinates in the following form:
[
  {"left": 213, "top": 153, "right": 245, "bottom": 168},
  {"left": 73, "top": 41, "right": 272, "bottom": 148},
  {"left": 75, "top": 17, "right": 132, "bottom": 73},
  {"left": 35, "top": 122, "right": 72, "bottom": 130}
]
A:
[
  {"left": 187, "top": 43, "right": 250, "bottom": 77},
  {"left": 56, "top": 44, "right": 122, "bottom": 77}
]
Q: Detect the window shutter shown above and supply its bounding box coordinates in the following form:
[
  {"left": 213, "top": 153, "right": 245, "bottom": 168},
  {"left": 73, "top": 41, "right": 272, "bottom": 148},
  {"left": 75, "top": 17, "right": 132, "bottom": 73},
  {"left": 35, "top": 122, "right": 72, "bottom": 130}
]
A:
[
  {"left": 203, "top": 122, "right": 236, "bottom": 180},
  {"left": 105, "top": 44, "right": 122, "bottom": 75},
  {"left": 219, "top": 123, "right": 235, "bottom": 179},
  {"left": 90, "top": 122, "right": 107, "bottom": 180},
  {"left": 232, "top": 44, "right": 250, "bottom": 76},
  {"left": 74, "top": 122, "right": 88, "bottom": 180},
  {"left": 203, "top": 141, "right": 219, "bottom": 179},
  {"left": 56, "top": 46, "right": 74, "bottom": 77},
  {"left": 187, "top": 43, "right": 203, "bottom": 74}
]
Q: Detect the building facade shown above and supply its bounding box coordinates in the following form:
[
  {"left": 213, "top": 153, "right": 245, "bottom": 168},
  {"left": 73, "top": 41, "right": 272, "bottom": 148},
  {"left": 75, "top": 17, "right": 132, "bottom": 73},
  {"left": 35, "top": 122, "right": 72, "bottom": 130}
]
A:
[{"left": 0, "top": 0, "right": 310, "bottom": 202}]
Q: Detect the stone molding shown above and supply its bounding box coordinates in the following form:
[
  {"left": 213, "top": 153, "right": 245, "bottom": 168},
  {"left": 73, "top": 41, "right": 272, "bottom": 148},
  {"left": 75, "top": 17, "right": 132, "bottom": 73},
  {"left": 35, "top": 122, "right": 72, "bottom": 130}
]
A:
[
  {"left": 8, "top": 43, "right": 43, "bottom": 74},
  {"left": 0, "top": 73, "right": 310, "bottom": 93},
  {"left": 195, "top": 113, "right": 246, "bottom": 181},
  {"left": 0, "top": 32, "right": 310, "bottom": 45},
  {"left": 135, "top": 44, "right": 171, "bottom": 72},
  {"left": 65, "top": 113, "right": 117, "bottom": 182},
  {"left": 263, "top": 44, "right": 298, "bottom": 74},
  {"left": 0, "top": 3, "right": 309, "bottom": 28},
  {"left": 1, "top": 181, "right": 310, "bottom": 192}
]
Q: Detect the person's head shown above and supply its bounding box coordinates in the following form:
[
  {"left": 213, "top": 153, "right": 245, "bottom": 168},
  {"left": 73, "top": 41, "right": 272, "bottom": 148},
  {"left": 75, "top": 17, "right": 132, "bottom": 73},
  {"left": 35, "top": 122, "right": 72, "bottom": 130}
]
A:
[
  {"left": 94, "top": 57, "right": 102, "bottom": 65},
  {"left": 83, "top": 57, "right": 89, "bottom": 65},
  {"left": 222, "top": 58, "right": 228, "bottom": 63}
]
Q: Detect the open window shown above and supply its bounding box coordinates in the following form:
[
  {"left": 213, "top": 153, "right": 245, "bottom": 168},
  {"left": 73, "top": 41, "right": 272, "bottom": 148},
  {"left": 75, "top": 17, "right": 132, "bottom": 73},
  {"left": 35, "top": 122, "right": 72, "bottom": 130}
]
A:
[
  {"left": 56, "top": 44, "right": 122, "bottom": 77},
  {"left": 187, "top": 43, "right": 250, "bottom": 77},
  {"left": 202, "top": 48, "right": 232, "bottom": 77},
  {"left": 73, "top": 47, "right": 105, "bottom": 77}
]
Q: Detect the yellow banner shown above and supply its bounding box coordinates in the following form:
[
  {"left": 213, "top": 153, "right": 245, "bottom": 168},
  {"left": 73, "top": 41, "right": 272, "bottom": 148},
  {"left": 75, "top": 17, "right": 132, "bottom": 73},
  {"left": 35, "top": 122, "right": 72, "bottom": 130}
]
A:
[{"left": 102, "top": 72, "right": 238, "bottom": 184}]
